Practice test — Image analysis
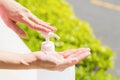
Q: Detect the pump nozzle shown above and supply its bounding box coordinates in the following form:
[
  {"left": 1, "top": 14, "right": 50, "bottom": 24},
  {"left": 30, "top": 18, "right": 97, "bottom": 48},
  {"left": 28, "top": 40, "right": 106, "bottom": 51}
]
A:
[
  {"left": 42, "top": 32, "right": 60, "bottom": 41},
  {"left": 41, "top": 32, "right": 60, "bottom": 54}
]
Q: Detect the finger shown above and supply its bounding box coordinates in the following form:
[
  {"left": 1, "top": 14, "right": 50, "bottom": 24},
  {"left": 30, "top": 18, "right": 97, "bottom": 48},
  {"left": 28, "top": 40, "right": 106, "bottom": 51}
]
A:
[
  {"left": 60, "top": 48, "right": 90, "bottom": 58},
  {"left": 68, "top": 52, "right": 90, "bottom": 63},
  {"left": 60, "top": 58, "right": 78, "bottom": 67},
  {"left": 29, "top": 13, "right": 56, "bottom": 31},
  {"left": 77, "top": 52, "right": 90, "bottom": 61},
  {"left": 68, "top": 48, "right": 90, "bottom": 58},
  {"left": 63, "top": 52, "right": 90, "bottom": 68},
  {"left": 60, "top": 48, "right": 89, "bottom": 56},
  {"left": 29, "top": 13, "right": 49, "bottom": 25},
  {"left": 20, "top": 17, "right": 51, "bottom": 32},
  {"left": 51, "top": 53, "right": 64, "bottom": 60},
  {"left": 7, "top": 19, "right": 26, "bottom": 38},
  {"left": 59, "top": 49, "right": 77, "bottom": 58}
]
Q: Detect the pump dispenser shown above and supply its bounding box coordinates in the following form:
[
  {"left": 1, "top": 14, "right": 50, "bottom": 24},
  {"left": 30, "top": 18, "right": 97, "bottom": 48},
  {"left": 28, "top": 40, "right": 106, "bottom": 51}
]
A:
[{"left": 41, "top": 32, "right": 60, "bottom": 54}]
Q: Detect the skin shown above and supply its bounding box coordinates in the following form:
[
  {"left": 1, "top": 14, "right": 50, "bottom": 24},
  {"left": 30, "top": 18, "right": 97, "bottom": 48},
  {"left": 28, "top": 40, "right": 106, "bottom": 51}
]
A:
[
  {"left": 0, "top": 0, "right": 91, "bottom": 71},
  {"left": 0, "top": 0, "right": 56, "bottom": 38},
  {"left": 0, "top": 48, "right": 90, "bottom": 71}
]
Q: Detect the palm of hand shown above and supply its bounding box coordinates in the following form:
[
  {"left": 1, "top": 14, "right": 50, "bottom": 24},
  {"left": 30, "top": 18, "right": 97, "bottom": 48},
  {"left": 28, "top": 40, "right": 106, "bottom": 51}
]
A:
[{"left": 32, "top": 48, "right": 90, "bottom": 71}]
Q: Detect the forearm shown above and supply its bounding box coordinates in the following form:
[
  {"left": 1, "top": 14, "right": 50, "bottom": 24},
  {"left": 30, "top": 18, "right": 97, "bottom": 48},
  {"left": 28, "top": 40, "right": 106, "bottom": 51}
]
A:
[
  {"left": 0, "top": 51, "right": 36, "bottom": 69},
  {"left": 0, "top": 61, "right": 30, "bottom": 69}
]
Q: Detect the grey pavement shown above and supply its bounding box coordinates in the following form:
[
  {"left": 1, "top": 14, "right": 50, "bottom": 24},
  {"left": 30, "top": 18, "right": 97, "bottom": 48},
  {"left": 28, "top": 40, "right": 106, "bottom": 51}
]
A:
[{"left": 67, "top": 0, "right": 120, "bottom": 77}]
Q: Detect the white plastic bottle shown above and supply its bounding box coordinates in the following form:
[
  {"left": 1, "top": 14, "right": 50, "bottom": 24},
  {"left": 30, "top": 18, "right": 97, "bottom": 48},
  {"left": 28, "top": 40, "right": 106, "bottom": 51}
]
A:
[
  {"left": 38, "top": 32, "right": 75, "bottom": 80},
  {"left": 41, "top": 32, "right": 60, "bottom": 54}
]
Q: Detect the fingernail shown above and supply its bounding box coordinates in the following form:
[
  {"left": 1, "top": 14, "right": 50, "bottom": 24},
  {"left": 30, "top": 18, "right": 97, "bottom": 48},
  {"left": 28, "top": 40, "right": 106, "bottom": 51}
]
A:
[
  {"left": 86, "top": 48, "right": 90, "bottom": 51},
  {"left": 21, "top": 33, "right": 26, "bottom": 38}
]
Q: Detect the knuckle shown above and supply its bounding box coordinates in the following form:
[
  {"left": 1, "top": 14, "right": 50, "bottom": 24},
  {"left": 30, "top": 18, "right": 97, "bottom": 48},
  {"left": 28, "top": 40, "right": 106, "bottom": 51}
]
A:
[
  {"left": 32, "top": 24, "right": 43, "bottom": 30},
  {"left": 21, "top": 17, "right": 27, "bottom": 21},
  {"left": 15, "top": 11, "right": 24, "bottom": 18},
  {"left": 32, "top": 25, "right": 38, "bottom": 29},
  {"left": 24, "top": 8, "right": 30, "bottom": 13}
]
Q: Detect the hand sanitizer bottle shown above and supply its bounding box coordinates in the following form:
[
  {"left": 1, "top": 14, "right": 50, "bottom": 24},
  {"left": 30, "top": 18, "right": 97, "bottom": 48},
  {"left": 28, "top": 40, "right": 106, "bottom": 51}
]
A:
[{"left": 41, "top": 32, "right": 60, "bottom": 54}]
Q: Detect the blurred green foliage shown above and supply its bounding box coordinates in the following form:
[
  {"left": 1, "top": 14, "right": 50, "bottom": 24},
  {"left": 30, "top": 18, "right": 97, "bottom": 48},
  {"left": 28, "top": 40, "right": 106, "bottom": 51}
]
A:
[{"left": 16, "top": 0, "right": 115, "bottom": 80}]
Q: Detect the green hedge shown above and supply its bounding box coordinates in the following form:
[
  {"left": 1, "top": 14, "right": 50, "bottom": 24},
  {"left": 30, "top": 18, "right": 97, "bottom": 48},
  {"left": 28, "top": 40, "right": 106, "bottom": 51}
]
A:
[{"left": 16, "top": 0, "right": 115, "bottom": 80}]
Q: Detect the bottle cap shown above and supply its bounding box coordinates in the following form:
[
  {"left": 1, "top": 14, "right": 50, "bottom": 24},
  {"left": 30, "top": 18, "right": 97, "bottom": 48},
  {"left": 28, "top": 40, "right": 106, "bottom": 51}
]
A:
[
  {"left": 41, "top": 32, "right": 60, "bottom": 42},
  {"left": 41, "top": 32, "right": 60, "bottom": 54}
]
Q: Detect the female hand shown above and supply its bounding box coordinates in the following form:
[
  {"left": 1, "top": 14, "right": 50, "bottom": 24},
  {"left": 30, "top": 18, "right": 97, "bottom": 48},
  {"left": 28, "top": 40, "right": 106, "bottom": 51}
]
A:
[
  {"left": 24, "top": 48, "right": 90, "bottom": 71},
  {"left": 0, "top": 0, "right": 56, "bottom": 38},
  {"left": 0, "top": 48, "right": 90, "bottom": 71}
]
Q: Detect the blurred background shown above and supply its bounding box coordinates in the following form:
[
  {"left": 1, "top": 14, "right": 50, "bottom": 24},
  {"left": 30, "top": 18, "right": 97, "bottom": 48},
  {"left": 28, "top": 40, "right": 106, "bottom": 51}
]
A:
[
  {"left": 17, "top": 0, "right": 120, "bottom": 80},
  {"left": 67, "top": 0, "right": 120, "bottom": 77}
]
